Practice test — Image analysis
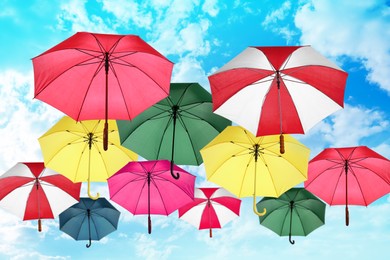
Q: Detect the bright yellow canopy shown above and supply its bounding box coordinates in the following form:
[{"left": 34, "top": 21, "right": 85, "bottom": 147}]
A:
[
  {"left": 200, "top": 126, "right": 310, "bottom": 215},
  {"left": 39, "top": 116, "right": 137, "bottom": 199}
]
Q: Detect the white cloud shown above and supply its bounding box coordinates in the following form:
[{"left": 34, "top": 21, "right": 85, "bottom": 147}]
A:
[
  {"left": 202, "top": 0, "right": 219, "bottom": 17},
  {"left": 298, "top": 103, "right": 389, "bottom": 156},
  {"left": 171, "top": 55, "right": 209, "bottom": 88},
  {"left": 99, "top": 0, "right": 153, "bottom": 29},
  {"left": 132, "top": 233, "right": 176, "bottom": 260},
  {"left": 56, "top": 0, "right": 114, "bottom": 33},
  {"left": 0, "top": 70, "right": 62, "bottom": 173},
  {"left": 295, "top": 0, "right": 390, "bottom": 93}
]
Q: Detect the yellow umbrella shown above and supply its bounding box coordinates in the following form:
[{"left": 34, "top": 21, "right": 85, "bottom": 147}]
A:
[
  {"left": 200, "top": 126, "right": 310, "bottom": 216},
  {"left": 39, "top": 116, "right": 137, "bottom": 200}
]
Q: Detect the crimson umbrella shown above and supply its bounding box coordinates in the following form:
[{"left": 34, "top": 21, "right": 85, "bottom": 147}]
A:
[
  {"left": 108, "top": 160, "right": 195, "bottom": 234},
  {"left": 304, "top": 146, "right": 390, "bottom": 226},
  {"left": 32, "top": 32, "right": 173, "bottom": 150},
  {"left": 0, "top": 162, "right": 81, "bottom": 231},
  {"left": 178, "top": 187, "right": 241, "bottom": 238},
  {"left": 208, "top": 45, "right": 348, "bottom": 153}
]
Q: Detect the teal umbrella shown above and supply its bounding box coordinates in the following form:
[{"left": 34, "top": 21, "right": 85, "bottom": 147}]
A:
[
  {"left": 257, "top": 188, "right": 326, "bottom": 244},
  {"left": 59, "top": 197, "right": 120, "bottom": 248},
  {"left": 117, "top": 82, "right": 231, "bottom": 179}
]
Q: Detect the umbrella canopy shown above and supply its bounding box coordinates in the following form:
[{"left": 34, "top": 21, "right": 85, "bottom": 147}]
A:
[
  {"left": 304, "top": 146, "right": 390, "bottom": 226},
  {"left": 200, "top": 126, "right": 310, "bottom": 216},
  {"left": 257, "top": 188, "right": 326, "bottom": 244},
  {"left": 33, "top": 32, "right": 173, "bottom": 150},
  {"left": 0, "top": 162, "right": 81, "bottom": 231},
  {"left": 178, "top": 187, "right": 241, "bottom": 237},
  {"left": 208, "top": 45, "right": 348, "bottom": 153},
  {"left": 108, "top": 160, "right": 196, "bottom": 234},
  {"left": 38, "top": 116, "right": 137, "bottom": 199},
  {"left": 117, "top": 82, "right": 231, "bottom": 179},
  {"left": 59, "top": 197, "right": 120, "bottom": 248}
]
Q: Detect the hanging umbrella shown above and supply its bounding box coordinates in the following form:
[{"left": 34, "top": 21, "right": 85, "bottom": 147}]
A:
[
  {"left": 0, "top": 162, "right": 81, "bottom": 231},
  {"left": 33, "top": 32, "right": 173, "bottom": 150},
  {"left": 304, "top": 146, "right": 390, "bottom": 226},
  {"left": 38, "top": 116, "right": 137, "bottom": 199},
  {"left": 59, "top": 197, "right": 120, "bottom": 248},
  {"left": 108, "top": 160, "right": 195, "bottom": 234},
  {"left": 208, "top": 45, "right": 348, "bottom": 153},
  {"left": 257, "top": 187, "right": 326, "bottom": 244},
  {"left": 117, "top": 82, "right": 231, "bottom": 179},
  {"left": 178, "top": 187, "right": 241, "bottom": 238},
  {"left": 200, "top": 126, "right": 310, "bottom": 216}
]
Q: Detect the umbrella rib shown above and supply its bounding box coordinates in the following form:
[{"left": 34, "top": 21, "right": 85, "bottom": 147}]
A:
[
  {"left": 175, "top": 113, "right": 201, "bottom": 164},
  {"left": 109, "top": 175, "right": 146, "bottom": 199},
  {"left": 133, "top": 178, "right": 148, "bottom": 214},
  {"left": 151, "top": 171, "right": 193, "bottom": 197},
  {"left": 238, "top": 154, "right": 254, "bottom": 197},
  {"left": 348, "top": 166, "right": 369, "bottom": 206},
  {"left": 149, "top": 177, "right": 170, "bottom": 215},
  {"left": 329, "top": 166, "right": 346, "bottom": 205},
  {"left": 92, "top": 209, "right": 118, "bottom": 230},
  {"left": 155, "top": 115, "right": 174, "bottom": 159}
]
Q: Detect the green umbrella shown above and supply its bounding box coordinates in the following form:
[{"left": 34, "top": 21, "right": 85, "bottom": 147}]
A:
[
  {"left": 257, "top": 187, "right": 326, "bottom": 244},
  {"left": 117, "top": 82, "right": 231, "bottom": 179}
]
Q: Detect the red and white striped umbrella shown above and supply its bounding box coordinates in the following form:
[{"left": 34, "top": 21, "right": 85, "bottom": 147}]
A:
[
  {"left": 178, "top": 187, "right": 241, "bottom": 237},
  {"left": 0, "top": 162, "right": 81, "bottom": 231},
  {"left": 208, "top": 45, "right": 348, "bottom": 153}
]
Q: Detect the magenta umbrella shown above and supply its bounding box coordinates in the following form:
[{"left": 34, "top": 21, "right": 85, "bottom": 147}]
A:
[
  {"left": 107, "top": 160, "right": 195, "bottom": 233},
  {"left": 304, "top": 146, "right": 390, "bottom": 226}
]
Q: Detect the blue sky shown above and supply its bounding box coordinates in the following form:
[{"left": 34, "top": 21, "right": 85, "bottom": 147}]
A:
[{"left": 1, "top": 0, "right": 389, "bottom": 259}]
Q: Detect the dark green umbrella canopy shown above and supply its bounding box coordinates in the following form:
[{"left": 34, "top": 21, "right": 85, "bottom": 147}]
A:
[
  {"left": 117, "top": 83, "right": 231, "bottom": 178},
  {"left": 257, "top": 187, "right": 326, "bottom": 244}
]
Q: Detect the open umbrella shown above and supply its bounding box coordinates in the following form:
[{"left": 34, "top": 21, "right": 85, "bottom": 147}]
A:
[
  {"left": 33, "top": 32, "right": 173, "bottom": 150},
  {"left": 38, "top": 116, "right": 137, "bottom": 199},
  {"left": 117, "top": 82, "right": 231, "bottom": 179},
  {"left": 108, "top": 160, "right": 195, "bottom": 234},
  {"left": 304, "top": 146, "right": 390, "bottom": 226},
  {"left": 59, "top": 197, "right": 120, "bottom": 248},
  {"left": 200, "top": 126, "right": 310, "bottom": 216},
  {"left": 208, "top": 45, "right": 348, "bottom": 153},
  {"left": 257, "top": 187, "right": 326, "bottom": 244},
  {"left": 178, "top": 187, "right": 241, "bottom": 237},
  {"left": 0, "top": 162, "right": 81, "bottom": 231}
]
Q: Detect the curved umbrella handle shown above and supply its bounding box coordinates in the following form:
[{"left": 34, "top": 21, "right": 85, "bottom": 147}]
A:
[
  {"left": 170, "top": 161, "right": 180, "bottom": 180},
  {"left": 289, "top": 233, "right": 295, "bottom": 245},
  {"left": 86, "top": 238, "right": 92, "bottom": 248},
  {"left": 279, "top": 134, "right": 285, "bottom": 154},
  {"left": 253, "top": 195, "right": 266, "bottom": 216},
  {"left": 87, "top": 179, "right": 100, "bottom": 200}
]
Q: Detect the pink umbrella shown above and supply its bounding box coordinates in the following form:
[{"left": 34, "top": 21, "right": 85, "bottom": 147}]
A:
[
  {"left": 178, "top": 187, "right": 241, "bottom": 238},
  {"left": 304, "top": 146, "right": 390, "bottom": 226},
  {"left": 0, "top": 162, "right": 81, "bottom": 231},
  {"left": 108, "top": 160, "right": 195, "bottom": 233}
]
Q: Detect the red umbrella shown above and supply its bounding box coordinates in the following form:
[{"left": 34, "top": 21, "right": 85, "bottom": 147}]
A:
[
  {"left": 107, "top": 160, "right": 195, "bottom": 234},
  {"left": 208, "top": 45, "right": 348, "bottom": 153},
  {"left": 32, "top": 32, "right": 173, "bottom": 150},
  {"left": 304, "top": 146, "right": 390, "bottom": 226},
  {"left": 178, "top": 187, "right": 241, "bottom": 238},
  {"left": 0, "top": 162, "right": 81, "bottom": 231}
]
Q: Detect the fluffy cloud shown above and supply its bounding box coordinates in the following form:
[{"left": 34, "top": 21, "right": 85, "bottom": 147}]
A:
[
  {"left": 298, "top": 103, "right": 389, "bottom": 156},
  {"left": 0, "top": 70, "right": 62, "bottom": 172},
  {"left": 294, "top": 0, "right": 390, "bottom": 93}
]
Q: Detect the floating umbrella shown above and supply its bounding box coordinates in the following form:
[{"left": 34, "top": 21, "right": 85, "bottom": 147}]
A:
[
  {"left": 117, "top": 82, "right": 231, "bottom": 179},
  {"left": 257, "top": 187, "right": 326, "bottom": 244},
  {"left": 108, "top": 160, "right": 195, "bottom": 234},
  {"left": 0, "top": 162, "right": 81, "bottom": 231},
  {"left": 33, "top": 32, "right": 173, "bottom": 150},
  {"left": 59, "top": 197, "right": 120, "bottom": 248},
  {"left": 304, "top": 146, "right": 390, "bottom": 226},
  {"left": 208, "top": 45, "right": 348, "bottom": 153},
  {"left": 38, "top": 116, "right": 137, "bottom": 199},
  {"left": 200, "top": 126, "right": 310, "bottom": 216},
  {"left": 178, "top": 187, "right": 241, "bottom": 237}
]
